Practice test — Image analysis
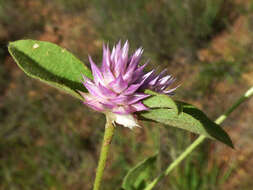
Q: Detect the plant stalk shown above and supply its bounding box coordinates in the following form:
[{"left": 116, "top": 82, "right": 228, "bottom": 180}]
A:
[
  {"left": 93, "top": 115, "right": 115, "bottom": 190},
  {"left": 145, "top": 86, "right": 253, "bottom": 190}
]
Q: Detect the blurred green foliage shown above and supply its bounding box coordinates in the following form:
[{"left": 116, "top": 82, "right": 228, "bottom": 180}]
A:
[
  {"left": 90, "top": 0, "right": 232, "bottom": 61},
  {"left": 0, "top": 0, "right": 44, "bottom": 40},
  {"left": 54, "top": 0, "right": 89, "bottom": 12},
  {"left": 170, "top": 144, "right": 234, "bottom": 190},
  {"left": 195, "top": 59, "right": 244, "bottom": 94},
  {"left": 0, "top": 75, "right": 99, "bottom": 189}
]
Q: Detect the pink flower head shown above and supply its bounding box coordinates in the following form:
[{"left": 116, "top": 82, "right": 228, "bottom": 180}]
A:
[{"left": 80, "top": 41, "right": 176, "bottom": 128}]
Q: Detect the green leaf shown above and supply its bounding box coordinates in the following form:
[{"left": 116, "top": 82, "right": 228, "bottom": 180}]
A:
[
  {"left": 138, "top": 101, "right": 233, "bottom": 148},
  {"left": 8, "top": 40, "right": 92, "bottom": 100},
  {"left": 143, "top": 89, "right": 179, "bottom": 114},
  {"left": 122, "top": 153, "right": 158, "bottom": 190}
]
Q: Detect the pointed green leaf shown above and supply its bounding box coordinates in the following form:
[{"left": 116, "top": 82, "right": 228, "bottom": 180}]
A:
[
  {"left": 143, "top": 90, "right": 179, "bottom": 113},
  {"left": 138, "top": 102, "right": 233, "bottom": 148},
  {"left": 8, "top": 40, "right": 92, "bottom": 100},
  {"left": 122, "top": 154, "right": 158, "bottom": 190}
]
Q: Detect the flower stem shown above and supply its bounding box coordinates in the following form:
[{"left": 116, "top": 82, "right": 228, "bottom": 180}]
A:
[
  {"left": 93, "top": 115, "right": 115, "bottom": 190},
  {"left": 145, "top": 86, "right": 253, "bottom": 190}
]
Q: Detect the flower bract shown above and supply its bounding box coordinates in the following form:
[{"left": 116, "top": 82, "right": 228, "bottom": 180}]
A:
[{"left": 80, "top": 41, "right": 176, "bottom": 128}]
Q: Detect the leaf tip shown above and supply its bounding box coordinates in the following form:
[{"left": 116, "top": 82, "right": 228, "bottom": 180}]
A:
[
  {"left": 8, "top": 42, "right": 14, "bottom": 49},
  {"left": 227, "top": 138, "right": 234, "bottom": 149}
]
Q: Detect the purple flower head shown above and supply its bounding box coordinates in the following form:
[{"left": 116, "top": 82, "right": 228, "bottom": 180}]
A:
[{"left": 80, "top": 41, "right": 176, "bottom": 128}]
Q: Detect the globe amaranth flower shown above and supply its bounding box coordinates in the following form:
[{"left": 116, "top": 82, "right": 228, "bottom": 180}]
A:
[{"left": 79, "top": 41, "right": 177, "bottom": 129}]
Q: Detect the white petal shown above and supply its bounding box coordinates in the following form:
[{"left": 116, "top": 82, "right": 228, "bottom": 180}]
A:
[{"left": 111, "top": 113, "right": 140, "bottom": 129}]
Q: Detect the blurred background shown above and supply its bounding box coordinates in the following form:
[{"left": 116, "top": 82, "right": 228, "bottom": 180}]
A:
[{"left": 0, "top": 0, "right": 253, "bottom": 189}]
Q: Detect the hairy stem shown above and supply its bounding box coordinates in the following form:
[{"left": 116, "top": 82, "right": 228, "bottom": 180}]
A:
[
  {"left": 145, "top": 86, "right": 253, "bottom": 190},
  {"left": 93, "top": 115, "right": 115, "bottom": 190}
]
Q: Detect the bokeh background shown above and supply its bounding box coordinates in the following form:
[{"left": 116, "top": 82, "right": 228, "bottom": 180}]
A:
[{"left": 0, "top": 0, "right": 253, "bottom": 189}]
